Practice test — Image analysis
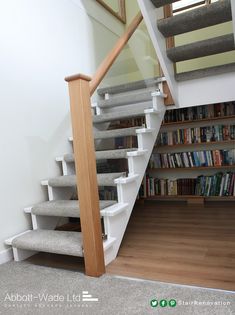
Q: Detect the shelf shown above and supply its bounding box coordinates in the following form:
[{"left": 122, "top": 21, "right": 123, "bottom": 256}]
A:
[
  {"left": 162, "top": 115, "right": 235, "bottom": 127},
  {"left": 144, "top": 195, "right": 235, "bottom": 201},
  {"left": 155, "top": 140, "right": 235, "bottom": 150},
  {"left": 148, "top": 165, "right": 235, "bottom": 171}
]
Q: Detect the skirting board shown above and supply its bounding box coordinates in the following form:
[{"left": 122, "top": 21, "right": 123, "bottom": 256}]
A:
[{"left": 0, "top": 248, "right": 13, "bottom": 265}]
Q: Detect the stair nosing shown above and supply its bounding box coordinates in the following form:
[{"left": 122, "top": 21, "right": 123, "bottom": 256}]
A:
[
  {"left": 167, "top": 34, "right": 235, "bottom": 62},
  {"left": 175, "top": 62, "right": 235, "bottom": 82}
]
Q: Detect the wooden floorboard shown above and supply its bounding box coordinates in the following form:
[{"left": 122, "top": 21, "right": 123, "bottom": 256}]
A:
[{"left": 106, "top": 201, "right": 235, "bottom": 291}]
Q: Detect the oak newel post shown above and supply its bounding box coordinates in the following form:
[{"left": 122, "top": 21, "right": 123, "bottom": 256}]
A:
[{"left": 65, "top": 74, "right": 105, "bottom": 277}]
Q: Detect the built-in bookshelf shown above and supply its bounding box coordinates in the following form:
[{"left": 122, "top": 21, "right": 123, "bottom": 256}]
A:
[{"left": 140, "top": 102, "right": 235, "bottom": 202}]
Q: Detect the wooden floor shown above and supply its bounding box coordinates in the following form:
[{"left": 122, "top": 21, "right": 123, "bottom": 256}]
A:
[{"left": 106, "top": 201, "right": 235, "bottom": 291}]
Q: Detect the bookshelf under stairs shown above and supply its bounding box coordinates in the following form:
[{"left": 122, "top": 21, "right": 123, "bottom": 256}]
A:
[
  {"left": 138, "top": 0, "right": 235, "bottom": 107},
  {"left": 5, "top": 78, "right": 167, "bottom": 266},
  {"left": 140, "top": 102, "right": 235, "bottom": 203}
]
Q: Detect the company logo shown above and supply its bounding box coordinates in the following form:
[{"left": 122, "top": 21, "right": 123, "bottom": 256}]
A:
[{"left": 82, "top": 291, "right": 98, "bottom": 302}]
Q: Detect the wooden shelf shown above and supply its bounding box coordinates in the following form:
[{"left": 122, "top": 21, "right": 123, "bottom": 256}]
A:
[
  {"left": 144, "top": 195, "right": 235, "bottom": 201},
  {"left": 148, "top": 165, "right": 235, "bottom": 171},
  {"left": 162, "top": 115, "right": 235, "bottom": 127},
  {"left": 155, "top": 140, "right": 235, "bottom": 150}
]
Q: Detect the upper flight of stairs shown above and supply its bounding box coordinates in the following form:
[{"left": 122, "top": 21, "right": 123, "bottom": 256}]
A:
[
  {"left": 138, "top": 0, "right": 235, "bottom": 107},
  {"left": 5, "top": 77, "right": 166, "bottom": 265},
  {"left": 153, "top": 0, "right": 235, "bottom": 82}
]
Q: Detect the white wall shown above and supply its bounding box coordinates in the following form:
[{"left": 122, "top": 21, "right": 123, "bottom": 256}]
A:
[{"left": 0, "top": 0, "right": 125, "bottom": 254}]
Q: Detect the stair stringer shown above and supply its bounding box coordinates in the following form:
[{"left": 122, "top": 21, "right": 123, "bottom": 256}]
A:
[
  {"left": 103, "top": 96, "right": 166, "bottom": 265},
  {"left": 177, "top": 71, "right": 235, "bottom": 108}
]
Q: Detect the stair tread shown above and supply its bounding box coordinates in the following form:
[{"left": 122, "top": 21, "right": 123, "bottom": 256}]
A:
[
  {"left": 151, "top": 0, "right": 179, "bottom": 8},
  {"left": 157, "top": 0, "right": 232, "bottom": 37},
  {"left": 93, "top": 108, "right": 147, "bottom": 124},
  {"left": 31, "top": 200, "right": 116, "bottom": 217},
  {"left": 64, "top": 148, "right": 137, "bottom": 163},
  {"left": 97, "top": 91, "right": 153, "bottom": 108},
  {"left": 175, "top": 62, "right": 235, "bottom": 82},
  {"left": 11, "top": 230, "right": 84, "bottom": 257},
  {"left": 69, "top": 127, "right": 140, "bottom": 141},
  {"left": 167, "top": 34, "right": 235, "bottom": 62},
  {"left": 94, "top": 127, "right": 139, "bottom": 139},
  {"left": 48, "top": 173, "right": 126, "bottom": 187},
  {"left": 97, "top": 76, "right": 163, "bottom": 95}
]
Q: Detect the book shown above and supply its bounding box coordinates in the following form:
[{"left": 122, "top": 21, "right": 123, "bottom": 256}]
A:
[
  {"left": 164, "top": 102, "right": 235, "bottom": 124},
  {"left": 149, "top": 149, "right": 235, "bottom": 169},
  {"left": 141, "top": 172, "right": 235, "bottom": 197}
]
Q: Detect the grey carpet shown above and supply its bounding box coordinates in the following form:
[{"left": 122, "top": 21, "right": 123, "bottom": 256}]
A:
[
  {"left": 157, "top": 0, "right": 232, "bottom": 37},
  {"left": 97, "top": 91, "right": 153, "bottom": 108},
  {"left": 175, "top": 62, "right": 235, "bottom": 82},
  {"left": 167, "top": 34, "right": 235, "bottom": 62},
  {"left": 93, "top": 127, "right": 139, "bottom": 140},
  {"left": 97, "top": 76, "right": 162, "bottom": 95},
  {"left": 93, "top": 108, "right": 147, "bottom": 124},
  {"left": 64, "top": 148, "right": 137, "bottom": 163},
  {"left": 0, "top": 261, "right": 234, "bottom": 315},
  {"left": 151, "top": 0, "right": 179, "bottom": 8},
  {"left": 31, "top": 200, "right": 116, "bottom": 218},
  {"left": 48, "top": 173, "right": 125, "bottom": 188},
  {"left": 11, "top": 231, "right": 84, "bottom": 257}
]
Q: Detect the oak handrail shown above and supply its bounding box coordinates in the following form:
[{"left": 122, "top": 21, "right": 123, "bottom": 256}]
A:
[{"left": 90, "top": 12, "right": 143, "bottom": 95}]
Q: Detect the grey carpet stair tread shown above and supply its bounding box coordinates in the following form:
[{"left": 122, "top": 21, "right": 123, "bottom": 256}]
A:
[
  {"left": 31, "top": 200, "right": 116, "bottom": 217},
  {"left": 175, "top": 62, "right": 235, "bottom": 82},
  {"left": 48, "top": 173, "right": 125, "bottom": 187},
  {"left": 11, "top": 230, "right": 84, "bottom": 257},
  {"left": 93, "top": 108, "right": 146, "bottom": 124},
  {"left": 97, "top": 91, "right": 152, "bottom": 108},
  {"left": 157, "top": 0, "right": 232, "bottom": 37},
  {"left": 167, "top": 34, "right": 235, "bottom": 62},
  {"left": 94, "top": 127, "right": 139, "bottom": 140},
  {"left": 64, "top": 148, "right": 137, "bottom": 163},
  {"left": 97, "top": 77, "right": 162, "bottom": 95},
  {"left": 151, "top": 0, "right": 179, "bottom": 8}
]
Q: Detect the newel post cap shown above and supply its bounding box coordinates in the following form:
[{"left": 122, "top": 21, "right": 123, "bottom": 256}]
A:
[{"left": 65, "top": 73, "right": 92, "bottom": 82}]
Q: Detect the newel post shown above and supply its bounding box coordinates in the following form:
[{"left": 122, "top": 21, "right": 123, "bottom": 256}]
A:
[{"left": 65, "top": 73, "right": 105, "bottom": 277}]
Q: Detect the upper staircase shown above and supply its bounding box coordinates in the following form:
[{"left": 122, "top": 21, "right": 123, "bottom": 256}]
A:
[{"left": 138, "top": 0, "right": 235, "bottom": 107}]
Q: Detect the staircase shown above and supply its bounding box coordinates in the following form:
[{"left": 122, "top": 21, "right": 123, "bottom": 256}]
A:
[
  {"left": 5, "top": 77, "right": 166, "bottom": 267},
  {"left": 138, "top": 0, "right": 235, "bottom": 107},
  {"left": 5, "top": 1, "right": 235, "bottom": 275}
]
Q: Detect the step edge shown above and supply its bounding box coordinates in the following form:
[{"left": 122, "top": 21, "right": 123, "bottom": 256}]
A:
[
  {"left": 114, "top": 174, "right": 139, "bottom": 184},
  {"left": 101, "top": 203, "right": 129, "bottom": 217},
  {"left": 127, "top": 149, "right": 148, "bottom": 157},
  {"left": 5, "top": 230, "right": 32, "bottom": 246}
]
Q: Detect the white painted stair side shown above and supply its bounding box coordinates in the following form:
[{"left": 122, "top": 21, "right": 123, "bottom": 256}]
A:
[{"left": 103, "top": 94, "right": 166, "bottom": 265}]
